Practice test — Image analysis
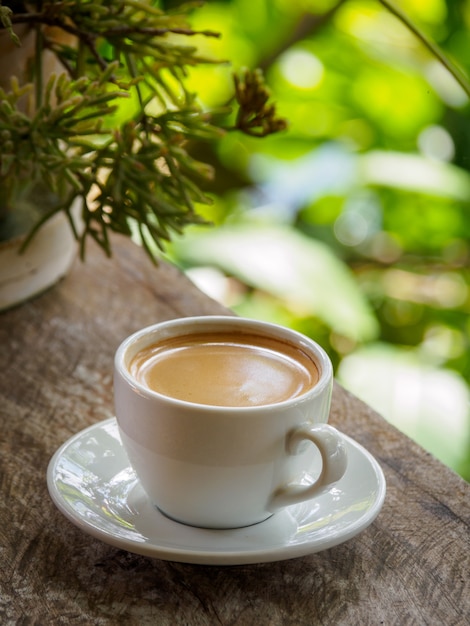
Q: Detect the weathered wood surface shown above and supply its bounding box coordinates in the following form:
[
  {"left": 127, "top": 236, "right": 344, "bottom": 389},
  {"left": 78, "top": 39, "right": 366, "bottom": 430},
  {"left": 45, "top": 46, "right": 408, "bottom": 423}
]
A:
[{"left": 1, "top": 235, "right": 469, "bottom": 626}]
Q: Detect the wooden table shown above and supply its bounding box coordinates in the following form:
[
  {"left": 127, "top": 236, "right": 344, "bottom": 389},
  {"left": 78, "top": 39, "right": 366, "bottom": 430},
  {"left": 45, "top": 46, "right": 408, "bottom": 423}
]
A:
[{"left": 1, "top": 236, "right": 469, "bottom": 625}]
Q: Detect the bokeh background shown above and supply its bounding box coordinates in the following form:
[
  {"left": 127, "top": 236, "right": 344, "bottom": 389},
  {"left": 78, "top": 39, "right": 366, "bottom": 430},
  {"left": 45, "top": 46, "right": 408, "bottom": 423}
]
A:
[{"left": 159, "top": 0, "right": 470, "bottom": 480}]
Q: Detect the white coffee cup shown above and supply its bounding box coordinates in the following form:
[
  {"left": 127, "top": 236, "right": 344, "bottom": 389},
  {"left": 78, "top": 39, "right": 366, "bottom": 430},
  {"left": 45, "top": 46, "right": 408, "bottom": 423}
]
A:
[{"left": 114, "top": 316, "right": 347, "bottom": 529}]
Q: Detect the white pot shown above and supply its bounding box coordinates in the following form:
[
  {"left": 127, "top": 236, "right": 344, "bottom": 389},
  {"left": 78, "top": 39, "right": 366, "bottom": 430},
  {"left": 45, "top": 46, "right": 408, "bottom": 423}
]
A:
[
  {"left": 1, "top": 28, "right": 82, "bottom": 311},
  {"left": 0, "top": 207, "right": 80, "bottom": 311}
]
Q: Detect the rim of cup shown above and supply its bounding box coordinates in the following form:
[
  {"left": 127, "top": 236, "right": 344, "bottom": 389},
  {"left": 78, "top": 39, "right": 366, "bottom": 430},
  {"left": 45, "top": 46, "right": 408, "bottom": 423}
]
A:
[{"left": 114, "top": 315, "right": 333, "bottom": 412}]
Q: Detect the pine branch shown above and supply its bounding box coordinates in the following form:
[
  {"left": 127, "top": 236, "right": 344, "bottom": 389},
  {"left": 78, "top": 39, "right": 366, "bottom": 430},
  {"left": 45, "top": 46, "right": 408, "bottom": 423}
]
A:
[
  {"left": 0, "top": 0, "right": 287, "bottom": 260},
  {"left": 232, "top": 68, "right": 287, "bottom": 137}
]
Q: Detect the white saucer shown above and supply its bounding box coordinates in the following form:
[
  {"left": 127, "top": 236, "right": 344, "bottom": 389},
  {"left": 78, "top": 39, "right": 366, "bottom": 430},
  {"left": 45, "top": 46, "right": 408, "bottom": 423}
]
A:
[{"left": 47, "top": 418, "right": 386, "bottom": 565}]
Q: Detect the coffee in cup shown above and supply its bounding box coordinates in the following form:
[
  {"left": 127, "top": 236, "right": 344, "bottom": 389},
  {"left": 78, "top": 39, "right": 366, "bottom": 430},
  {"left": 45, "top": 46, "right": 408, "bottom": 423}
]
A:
[
  {"left": 129, "top": 331, "right": 320, "bottom": 407},
  {"left": 114, "top": 316, "right": 347, "bottom": 529}
]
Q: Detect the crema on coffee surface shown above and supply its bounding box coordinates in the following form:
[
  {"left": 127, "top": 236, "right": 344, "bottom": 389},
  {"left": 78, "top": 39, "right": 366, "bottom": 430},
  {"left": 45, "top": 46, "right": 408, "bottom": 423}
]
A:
[{"left": 129, "top": 332, "right": 319, "bottom": 407}]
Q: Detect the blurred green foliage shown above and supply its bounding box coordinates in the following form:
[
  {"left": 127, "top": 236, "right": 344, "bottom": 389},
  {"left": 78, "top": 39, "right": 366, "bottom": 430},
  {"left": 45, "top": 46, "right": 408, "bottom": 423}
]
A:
[{"left": 162, "top": 0, "right": 470, "bottom": 480}]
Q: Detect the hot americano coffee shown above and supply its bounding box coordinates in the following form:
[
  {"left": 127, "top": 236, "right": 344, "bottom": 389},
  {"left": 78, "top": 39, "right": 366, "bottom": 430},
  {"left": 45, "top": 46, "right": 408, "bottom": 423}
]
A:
[{"left": 129, "top": 331, "right": 319, "bottom": 407}]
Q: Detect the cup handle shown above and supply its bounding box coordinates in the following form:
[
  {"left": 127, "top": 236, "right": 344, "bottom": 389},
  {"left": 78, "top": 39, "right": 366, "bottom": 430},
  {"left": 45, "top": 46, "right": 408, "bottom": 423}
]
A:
[{"left": 269, "top": 424, "right": 348, "bottom": 512}]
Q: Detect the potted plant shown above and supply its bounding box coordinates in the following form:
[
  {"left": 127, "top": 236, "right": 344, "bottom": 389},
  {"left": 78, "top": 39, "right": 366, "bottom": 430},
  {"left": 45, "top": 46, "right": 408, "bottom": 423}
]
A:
[{"left": 0, "top": 0, "right": 286, "bottom": 309}]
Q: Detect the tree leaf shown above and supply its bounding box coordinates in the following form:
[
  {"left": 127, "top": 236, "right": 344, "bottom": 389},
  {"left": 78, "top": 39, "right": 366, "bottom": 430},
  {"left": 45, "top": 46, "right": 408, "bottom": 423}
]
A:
[{"left": 174, "top": 224, "right": 379, "bottom": 341}]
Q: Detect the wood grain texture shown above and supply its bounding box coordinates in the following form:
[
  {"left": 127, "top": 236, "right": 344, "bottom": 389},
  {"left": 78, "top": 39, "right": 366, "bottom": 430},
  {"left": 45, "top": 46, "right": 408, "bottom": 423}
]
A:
[{"left": 1, "top": 235, "right": 469, "bottom": 625}]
